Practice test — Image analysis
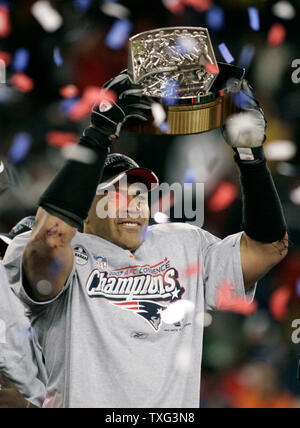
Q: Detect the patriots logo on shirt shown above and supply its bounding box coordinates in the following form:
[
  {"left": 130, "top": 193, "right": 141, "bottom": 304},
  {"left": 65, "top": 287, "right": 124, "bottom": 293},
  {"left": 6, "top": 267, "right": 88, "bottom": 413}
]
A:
[
  {"left": 86, "top": 258, "right": 185, "bottom": 331},
  {"left": 111, "top": 300, "right": 167, "bottom": 331}
]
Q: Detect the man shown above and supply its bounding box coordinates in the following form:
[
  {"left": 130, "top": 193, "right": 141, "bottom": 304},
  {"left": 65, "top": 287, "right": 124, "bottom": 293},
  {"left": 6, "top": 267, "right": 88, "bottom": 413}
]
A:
[
  {"left": 3, "top": 72, "right": 288, "bottom": 408},
  {"left": 0, "top": 217, "right": 46, "bottom": 408}
]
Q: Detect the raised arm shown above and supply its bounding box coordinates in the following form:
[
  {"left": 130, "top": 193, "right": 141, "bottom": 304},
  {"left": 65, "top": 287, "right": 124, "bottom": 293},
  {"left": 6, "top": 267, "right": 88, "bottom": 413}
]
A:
[
  {"left": 223, "top": 80, "right": 288, "bottom": 291},
  {"left": 22, "top": 72, "right": 153, "bottom": 301}
]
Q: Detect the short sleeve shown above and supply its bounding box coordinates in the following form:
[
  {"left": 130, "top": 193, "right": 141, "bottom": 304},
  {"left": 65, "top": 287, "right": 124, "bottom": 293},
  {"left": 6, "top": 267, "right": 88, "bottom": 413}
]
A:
[{"left": 198, "top": 229, "right": 256, "bottom": 311}]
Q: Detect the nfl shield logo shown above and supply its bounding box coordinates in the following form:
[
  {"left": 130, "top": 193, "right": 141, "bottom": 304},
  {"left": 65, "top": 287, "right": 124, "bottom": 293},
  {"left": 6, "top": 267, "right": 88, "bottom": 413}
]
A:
[{"left": 94, "top": 256, "right": 108, "bottom": 269}]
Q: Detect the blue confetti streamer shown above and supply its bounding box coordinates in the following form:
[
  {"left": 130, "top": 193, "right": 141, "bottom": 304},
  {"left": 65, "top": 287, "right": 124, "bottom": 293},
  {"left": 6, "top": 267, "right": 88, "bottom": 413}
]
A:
[
  {"left": 8, "top": 132, "right": 32, "bottom": 164},
  {"left": 54, "top": 47, "right": 63, "bottom": 66},
  {"left": 159, "top": 121, "right": 170, "bottom": 134},
  {"left": 60, "top": 97, "right": 79, "bottom": 114},
  {"left": 12, "top": 48, "right": 30, "bottom": 72},
  {"left": 162, "top": 78, "right": 180, "bottom": 106},
  {"left": 248, "top": 7, "right": 260, "bottom": 31},
  {"left": 73, "top": 0, "right": 92, "bottom": 12},
  {"left": 184, "top": 169, "right": 197, "bottom": 184},
  {"left": 206, "top": 6, "right": 225, "bottom": 32},
  {"left": 238, "top": 44, "right": 255, "bottom": 70},
  {"left": 105, "top": 19, "right": 132, "bottom": 50},
  {"left": 218, "top": 43, "right": 234, "bottom": 64}
]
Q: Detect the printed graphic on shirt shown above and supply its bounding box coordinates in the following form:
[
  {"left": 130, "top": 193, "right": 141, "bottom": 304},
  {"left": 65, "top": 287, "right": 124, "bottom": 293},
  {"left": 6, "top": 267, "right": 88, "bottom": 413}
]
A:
[
  {"left": 86, "top": 258, "right": 185, "bottom": 331},
  {"left": 74, "top": 245, "right": 88, "bottom": 265}
]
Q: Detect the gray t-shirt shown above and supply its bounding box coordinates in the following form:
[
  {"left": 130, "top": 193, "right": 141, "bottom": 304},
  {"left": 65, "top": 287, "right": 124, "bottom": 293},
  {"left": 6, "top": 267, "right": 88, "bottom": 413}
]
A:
[
  {"left": 3, "top": 222, "right": 254, "bottom": 408},
  {"left": 0, "top": 262, "right": 46, "bottom": 407}
]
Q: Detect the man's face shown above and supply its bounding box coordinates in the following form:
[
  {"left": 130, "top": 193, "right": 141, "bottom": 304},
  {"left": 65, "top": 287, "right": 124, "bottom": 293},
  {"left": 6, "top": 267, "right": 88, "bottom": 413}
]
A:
[{"left": 85, "top": 177, "right": 150, "bottom": 252}]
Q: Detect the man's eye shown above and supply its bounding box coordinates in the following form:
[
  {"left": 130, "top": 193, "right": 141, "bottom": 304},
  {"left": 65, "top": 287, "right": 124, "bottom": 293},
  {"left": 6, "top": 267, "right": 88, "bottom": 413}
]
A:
[{"left": 137, "top": 195, "right": 147, "bottom": 202}]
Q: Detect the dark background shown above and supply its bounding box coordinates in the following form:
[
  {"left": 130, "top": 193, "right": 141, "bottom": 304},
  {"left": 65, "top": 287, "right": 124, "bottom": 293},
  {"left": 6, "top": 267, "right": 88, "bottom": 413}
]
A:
[{"left": 0, "top": 0, "right": 300, "bottom": 407}]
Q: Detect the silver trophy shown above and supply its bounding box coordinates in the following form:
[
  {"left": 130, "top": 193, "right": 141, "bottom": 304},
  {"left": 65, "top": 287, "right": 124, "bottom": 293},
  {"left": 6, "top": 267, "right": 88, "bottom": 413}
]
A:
[{"left": 125, "top": 27, "right": 245, "bottom": 135}]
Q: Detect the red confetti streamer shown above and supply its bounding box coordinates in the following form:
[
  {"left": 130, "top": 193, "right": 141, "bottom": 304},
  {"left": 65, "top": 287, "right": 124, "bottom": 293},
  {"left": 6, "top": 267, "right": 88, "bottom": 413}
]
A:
[
  {"left": 163, "top": 0, "right": 185, "bottom": 14},
  {"left": 269, "top": 286, "right": 292, "bottom": 321},
  {"left": 11, "top": 73, "right": 34, "bottom": 93},
  {"left": 60, "top": 85, "right": 79, "bottom": 99},
  {"left": 216, "top": 283, "right": 258, "bottom": 315},
  {"left": 68, "top": 87, "right": 117, "bottom": 121},
  {"left": 68, "top": 100, "right": 91, "bottom": 121},
  {"left": 183, "top": 0, "right": 213, "bottom": 12},
  {"left": 0, "top": 50, "right": 11, "bottom": 65},
  {"left": 205, "top": 62, "right": 219, "bottom": 75},
  {"left": 46, "top": 131, "right": 78, "bottom": 148},
  {"left": 183, "top": 262, "right": 202, "bottom": 278},
  {"left": 267, "top": 23, "right": 286, "bottom": 47},
  {"left": 0, "top": 6, "right": 11, "bottom": 38},
  {"left": 207, "top": 182, "right": 238, "bottom": 212}
]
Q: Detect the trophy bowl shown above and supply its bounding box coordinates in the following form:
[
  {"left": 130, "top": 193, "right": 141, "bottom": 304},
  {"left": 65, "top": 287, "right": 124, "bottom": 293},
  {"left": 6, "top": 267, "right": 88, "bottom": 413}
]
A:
[{"left": 124, "top": 27, "right": 245, "bottom": 135}]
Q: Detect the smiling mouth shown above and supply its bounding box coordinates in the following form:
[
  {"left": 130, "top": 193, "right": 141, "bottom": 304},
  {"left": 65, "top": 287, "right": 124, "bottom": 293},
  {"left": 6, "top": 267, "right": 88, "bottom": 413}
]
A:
[{"left": 117, "top": 221, "right": 142, "bottom": 228}]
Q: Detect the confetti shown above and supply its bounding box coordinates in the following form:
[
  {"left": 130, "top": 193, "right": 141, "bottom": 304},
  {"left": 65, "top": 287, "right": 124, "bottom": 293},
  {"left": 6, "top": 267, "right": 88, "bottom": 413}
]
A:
[
  {"left": 153, "top": 212, "right": 169, "bottom": 224},
  {"left": 11, "top": 73, "right": 34, "bottom": 92},
  {"left": 0, "top": 5, "right": 11, "bottom": 38},
  {"left": 272, "top": 1, "right": 295, "bottom": 20},
  {"left": 8, "top": 132, "right": 32, "bottom": 164},
  {"left": 183, "top": 0, "right": 213, "bottom": 12},
  {"left": 0, "top": 50, "right": 11, "bottom": 65},
  {"left": 296, "top": 278, "right": 300, "bottom": 297},
  {"left": 290, "top": 186, "right": 300, "bottom": 205},
  {"left": 105, "top": 19, "right": 132, "bottom": 50},
  {"left": 218, "top": 43, "right": 234, "bottom": 64},
  {"left": 205, "top": 5, "right": 225, "bottom": 32},
  {"left": 267, "top": 23, "right": 286, "bottom": 47},
  {"left": 162, "top": 300, "right": 194, "bottom": 324},
  {"left": 54, "top": 47, "right": 63, "bottom": 66},
  {"left": 73, "top": 0, "right": 92, "bottom": 12},
  {"left": 37, "top": 280, "right": 53, "bottom": 297},
  {"left": 248, "top": 7, "right": 260, "bottom": 31},
  {"left": 162, "top": 0, "right": 185, "bottom": 14},
  {"left": 101, "top": 1, "right": 130, "bottom": 19},
  {"left": 269, "top": 286, "right": 292, "bottom": 321},
  {"left": 31, "top": 1, "right": 63, "bottom": 32},
  {"left": 60, "top": 97, "right": 79, "bottom": 114},
  {"left": 151, "top": 102, "right": 166, "bottom": 128},
  {"left": 68, "top": 100, "right": 91, "bottom": 121},
  {"left": 46, "top": 131, "right": 78, "bottom": 148},
  {"left": 159, "top": 121, "right": 170, "bottom": 134},
  {"left": 216, "top": 284, "right": 258, "bottom": 315},
  {"left": 162, "top": 79, "right": 180, "bottom": 106},
  {"left": 184, "top": 168, "right": 197, "bottom": 184},
  {"left": 183, "top": 262, "right": 201, "bottom": 278},
  {"left": 83, "top": 86, "right": 117, "bottom": 106},
  {"left": 264, "top": 140, "right": 296, "bottom": 161},
  {"left": 60, "top": 85, "right": 79, "bottom": 99},
  {"left": 12, "top": 48, "right": 30, "bottom": 72},
  {"left": 238, "top": 44, "right": 255, "bottom": 70},
  {"left": 62, "top": 145, "right": 97, "bottom": 164},
  {"left": 195, "top": 312, "right": 213, "bottom": 328},
  {"left": 207, "top": 182, "right": 237, "bottom": 212},
  {"left": 205, "top": 62, "right": 219, "bottom": 75}
]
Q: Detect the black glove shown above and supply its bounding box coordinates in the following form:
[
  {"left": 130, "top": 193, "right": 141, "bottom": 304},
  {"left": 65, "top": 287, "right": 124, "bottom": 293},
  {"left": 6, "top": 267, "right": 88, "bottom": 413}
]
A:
[{"left": 89, "top": 71, "right": 153, "bottom": 142}]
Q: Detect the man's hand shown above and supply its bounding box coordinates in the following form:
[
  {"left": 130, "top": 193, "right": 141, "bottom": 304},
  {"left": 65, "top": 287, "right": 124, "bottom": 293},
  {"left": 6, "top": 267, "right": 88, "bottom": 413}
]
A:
[
  {"left": 90, "top": 71, "right": 153, "bottom": 141},
  {"left": 222, "top": 80, "right": 266, "bottom": 152},
  {"left": 0, "top": 373, "right": 37, "bottom": 408}
]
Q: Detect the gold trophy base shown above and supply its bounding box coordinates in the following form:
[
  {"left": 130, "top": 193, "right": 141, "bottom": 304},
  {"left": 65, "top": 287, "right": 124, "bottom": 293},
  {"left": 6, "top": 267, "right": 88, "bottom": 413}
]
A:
[{"left": 124, "top": 92, "right": 238, "bottom": 136}]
